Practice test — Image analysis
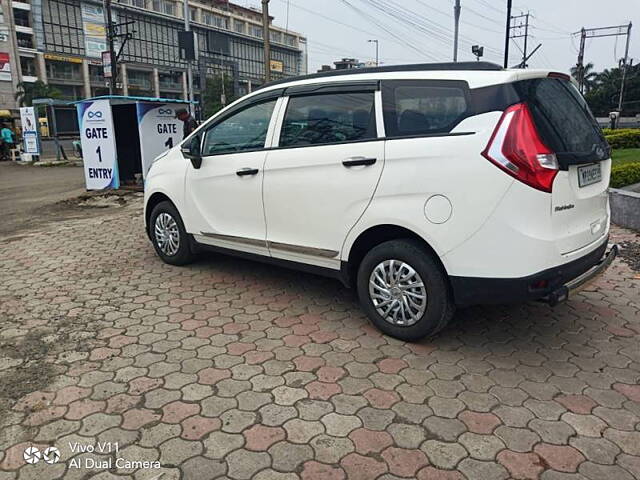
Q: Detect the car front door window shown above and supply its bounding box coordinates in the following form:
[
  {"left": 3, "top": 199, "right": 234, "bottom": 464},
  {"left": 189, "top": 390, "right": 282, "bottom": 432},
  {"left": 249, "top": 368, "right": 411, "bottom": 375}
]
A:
[{"left": 202, "top": 100, "right": 277, "bottom": 155}]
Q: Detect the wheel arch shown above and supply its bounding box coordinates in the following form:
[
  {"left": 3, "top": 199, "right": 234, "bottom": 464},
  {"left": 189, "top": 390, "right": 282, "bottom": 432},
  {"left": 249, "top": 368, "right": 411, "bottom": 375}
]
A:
[
  {"left": 344, "top": 224, "right": 450, "bottom": 287},
  {"left": 145, "top": 191, "right": 177, "bottom": 238}
]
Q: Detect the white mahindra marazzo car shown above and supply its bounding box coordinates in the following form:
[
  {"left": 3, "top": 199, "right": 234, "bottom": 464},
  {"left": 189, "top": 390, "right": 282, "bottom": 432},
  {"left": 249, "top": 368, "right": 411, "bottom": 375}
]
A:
[{"left": 144, "top": 62, "right": 617, "bottom": 341}]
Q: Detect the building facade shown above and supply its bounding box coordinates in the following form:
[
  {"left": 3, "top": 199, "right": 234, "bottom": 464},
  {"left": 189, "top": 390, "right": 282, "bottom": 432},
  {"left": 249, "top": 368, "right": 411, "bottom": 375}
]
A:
[{"left": 1, "top": 0, "right": 307, "bottom": 114}]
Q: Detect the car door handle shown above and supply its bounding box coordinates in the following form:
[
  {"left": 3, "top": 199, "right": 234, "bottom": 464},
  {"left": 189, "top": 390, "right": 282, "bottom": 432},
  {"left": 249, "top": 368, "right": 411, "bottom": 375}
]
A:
[
  {"left": 236, "top": 167, "right": 259, "bottom": 176},
  {"left": 342, "top": 157, "right": 377, "bottom": 167}
]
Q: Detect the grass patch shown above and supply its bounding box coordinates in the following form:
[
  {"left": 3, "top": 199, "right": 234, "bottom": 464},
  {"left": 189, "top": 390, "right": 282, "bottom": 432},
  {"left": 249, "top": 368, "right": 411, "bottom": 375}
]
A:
[{"left": 612, "top": 148, "right": 640, "bottom": 168}]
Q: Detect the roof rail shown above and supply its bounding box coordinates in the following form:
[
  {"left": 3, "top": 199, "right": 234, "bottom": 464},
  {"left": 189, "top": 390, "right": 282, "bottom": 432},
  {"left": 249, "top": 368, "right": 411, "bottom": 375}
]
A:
[{"left": 257, "top": 61, "right": 503, "bottom": 90}]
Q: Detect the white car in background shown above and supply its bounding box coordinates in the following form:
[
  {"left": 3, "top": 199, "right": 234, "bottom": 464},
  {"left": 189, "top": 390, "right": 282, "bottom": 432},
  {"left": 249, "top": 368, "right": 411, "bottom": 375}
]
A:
[{"left": 144, "top": 62, "right": 617, "bottom": 341}]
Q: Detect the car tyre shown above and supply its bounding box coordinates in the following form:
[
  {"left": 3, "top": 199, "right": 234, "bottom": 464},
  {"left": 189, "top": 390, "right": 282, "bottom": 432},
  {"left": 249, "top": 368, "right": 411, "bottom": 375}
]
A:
[
  {"left": 357, "top": 239, "right": 454, "bottom": 341},
  {"left": 149, "top": 201, "right": 196, "bottom": 266}
]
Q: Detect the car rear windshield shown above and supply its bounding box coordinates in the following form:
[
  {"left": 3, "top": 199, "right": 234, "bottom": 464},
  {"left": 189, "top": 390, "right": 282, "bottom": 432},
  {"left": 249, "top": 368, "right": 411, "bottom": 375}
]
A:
[{"left": 514, "top": 78, "right": 609, "bottom": 166}]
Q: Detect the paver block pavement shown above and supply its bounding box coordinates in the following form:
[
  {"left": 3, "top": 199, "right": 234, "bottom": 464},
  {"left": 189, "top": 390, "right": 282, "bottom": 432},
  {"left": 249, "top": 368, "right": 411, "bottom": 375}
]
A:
[{"left": 0, "top": 199, "right": 639, "bottom": 479}]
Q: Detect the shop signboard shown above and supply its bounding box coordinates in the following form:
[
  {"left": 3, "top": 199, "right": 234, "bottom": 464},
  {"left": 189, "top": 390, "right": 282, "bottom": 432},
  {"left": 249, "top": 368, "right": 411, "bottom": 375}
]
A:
[
  {"left": 77, "top": 99, "right": 119, "bottom": 189},
  {"left": 81, "top": 3, "right": 107, "bottom": 58},
  {"left": 136, "top": 102, "right": 184, "bottom": 178},
  {"left": 19, "top": 106, "right": 40, "bottom": 155},
  {"left": 0, "top": 52, "right": 11, "bottom": 81}
]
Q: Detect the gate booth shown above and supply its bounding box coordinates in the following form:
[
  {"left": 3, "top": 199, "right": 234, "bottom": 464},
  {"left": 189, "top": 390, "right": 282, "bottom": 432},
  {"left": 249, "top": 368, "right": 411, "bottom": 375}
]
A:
[{"left": 75, "top": 96, "right": 194, "bottom": 190}]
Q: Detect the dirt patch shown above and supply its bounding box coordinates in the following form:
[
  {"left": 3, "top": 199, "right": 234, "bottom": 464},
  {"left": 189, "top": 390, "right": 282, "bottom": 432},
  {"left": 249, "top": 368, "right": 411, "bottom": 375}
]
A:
[
  {"left": 0, "top": 363, "right": 56, "bottom": 401},
  {"left": 619, "top": 240, "right": 640, "bottom": 272},
  {"left": 60, "top": 190, "right": 139, "bottom": 209},
  {"left": 0, "top": 330, "right": 50, "bottom": 360}
]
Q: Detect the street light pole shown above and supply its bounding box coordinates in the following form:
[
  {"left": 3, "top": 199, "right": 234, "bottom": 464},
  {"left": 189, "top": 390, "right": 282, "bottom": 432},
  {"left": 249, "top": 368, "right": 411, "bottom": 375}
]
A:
[
  {"left": 453, "top": 0, "right": 461, "bottom": 62},
  {"left": 262, "top": 0, "right": 271, "bottom": 83},
  {"left": 368, "top": 39, "right": 379, "bottom": 66}
]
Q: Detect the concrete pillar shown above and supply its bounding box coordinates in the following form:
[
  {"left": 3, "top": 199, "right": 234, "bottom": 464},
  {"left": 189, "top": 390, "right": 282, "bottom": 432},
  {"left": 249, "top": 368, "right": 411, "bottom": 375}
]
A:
[
  {"left": 121, "top": 64, "right": 129, "bottom": 96},
  {"left": 182, "top": 71, "right": 188, "bottom": 100},
  {"left": 153, "top": 67, "right": 160, "bottom": 98},
  {"left": 81, "top": 60, "right": 91, "bottom": 98},
  {"left": 37, "top": 53, "right": 47, "bottom": 83}
]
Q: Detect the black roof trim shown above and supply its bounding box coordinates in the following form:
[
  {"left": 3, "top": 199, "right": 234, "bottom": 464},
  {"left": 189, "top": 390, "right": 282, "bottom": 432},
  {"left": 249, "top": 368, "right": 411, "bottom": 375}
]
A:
[
  {"left": 257, "top": 62, "right": 503, "bottom": 91},
  {"left": 284, "top": 80, "right": 379, "bottom": 96}
]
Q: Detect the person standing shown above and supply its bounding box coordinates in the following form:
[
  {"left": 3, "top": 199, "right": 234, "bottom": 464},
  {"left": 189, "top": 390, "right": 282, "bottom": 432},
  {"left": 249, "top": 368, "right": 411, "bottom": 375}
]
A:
[
  {"left": 0, "top": 124, "right": 14, "bottom": 161},
  {"left": 175, "top": 108, "right": 198, "bottom": 139}
]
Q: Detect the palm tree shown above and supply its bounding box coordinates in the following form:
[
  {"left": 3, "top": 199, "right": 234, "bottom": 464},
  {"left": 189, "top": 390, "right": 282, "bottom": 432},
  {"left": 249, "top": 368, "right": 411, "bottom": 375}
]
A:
[
  {"left": 570, "top": 62, "right": 598, "bottom": 93},
  {"left": 14, "top": 81, "right": 61, "bottom": 107}
]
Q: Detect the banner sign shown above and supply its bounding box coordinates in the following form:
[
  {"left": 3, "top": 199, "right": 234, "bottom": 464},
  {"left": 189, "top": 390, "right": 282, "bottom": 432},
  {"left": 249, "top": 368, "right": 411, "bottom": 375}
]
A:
[
  {"left": 77, "top": 99, "right": 119, "bottom": 189},
  {"left": 19, "top": 106, "right": 40, "bottom": 155},
  {"left": 102, "top": 51, "right": 112, "bottom": 78},
  {"left": 0, "top": 52, "right": 11, "bottom": 82},
  {"left": 81, "top": 3, "right": 107, "bottom": 58},
  {"left": 136, "top": 102, "right": 184, "bottom": 178}
]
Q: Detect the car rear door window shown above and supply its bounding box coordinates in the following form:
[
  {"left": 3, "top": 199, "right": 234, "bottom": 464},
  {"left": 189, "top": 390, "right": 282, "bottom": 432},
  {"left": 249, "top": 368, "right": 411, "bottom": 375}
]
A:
[
  {"left": 518, "top": 78, "right": 608, "bottom": 162},
  {"left": 279, "top": 92, "right": 376, "bottom": 147},
  {"left": 383, "top": 81, "right": 469, "bottom": 137},
  {"left": 202, "top": 100, "right": 276, "bottom": 155}
]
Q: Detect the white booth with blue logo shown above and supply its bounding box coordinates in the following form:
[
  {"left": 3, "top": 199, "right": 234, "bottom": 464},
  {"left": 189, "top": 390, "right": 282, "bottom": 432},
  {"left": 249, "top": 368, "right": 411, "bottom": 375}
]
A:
[{"left": 75, "top": 96, "right": 195, "bottom": 190}]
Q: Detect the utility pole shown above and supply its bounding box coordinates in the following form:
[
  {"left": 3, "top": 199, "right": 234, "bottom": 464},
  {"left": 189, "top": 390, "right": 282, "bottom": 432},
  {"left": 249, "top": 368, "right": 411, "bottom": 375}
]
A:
[
  {"left": 504, "top": 0, "right": 512, "bottom": 68},
  {"left": 183, "top": 0, "right": 194, "bottom": 113},
  {"left": 576, "top": 27, "right": 586, "bottom": 93},
  {"left": 103, "top": 0, "right": 117, "bottom": 94},
  {"left": 573, "top": 23, "right": 632, "bottom": 101},
  {"left": 368, "top": 39, "right": 379, "bottom": 66},
  {"left": 262, "top": 0, "right": 271, "bottom": 83},
  {"left": 510, "top": 12, "right": 531, "bottom": 68},
  {"left": 453, "top": 0, "right": 461, "bottom": 62},
  {"left": 617, "top": 22, "right": 633, "bottom": 113}
]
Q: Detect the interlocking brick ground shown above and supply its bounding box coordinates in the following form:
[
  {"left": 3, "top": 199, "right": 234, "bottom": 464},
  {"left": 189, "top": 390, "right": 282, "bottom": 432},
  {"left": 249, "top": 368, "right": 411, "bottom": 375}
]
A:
[{"left": 0, "top": 199, "right": 639, "bottom": 479}]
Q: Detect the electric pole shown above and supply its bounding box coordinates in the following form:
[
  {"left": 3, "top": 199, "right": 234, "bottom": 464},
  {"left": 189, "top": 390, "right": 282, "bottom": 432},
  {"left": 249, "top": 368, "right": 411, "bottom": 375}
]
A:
[
  {"left": 453, "top": 0, "right": 461, "bottom": 62},
  {"left": 510, "top": 12, "right": 531, "bottom": 68},
  {"left": 262, "top": 0, "right": 271, "bottom": 83},
  {"left": 577, "top": 27, "right": 586, "bottom": 93},
  {"left": 103, "top": 0, "right": 117, "bottom": 94},
  {"left": 368, "top": 39, "right": 379, "bottom": 66},
  {"left": 574, "top": 23, "right": 632, "bottom": 102},
  {"left": 183, "top": 0, "right": 194, "bottom": 112},
  {"left": 503, "top": 0, "right": 512, "bottom": 68},
  {"left": 617, "top": 22, "right": 633, "bottom": 113}
]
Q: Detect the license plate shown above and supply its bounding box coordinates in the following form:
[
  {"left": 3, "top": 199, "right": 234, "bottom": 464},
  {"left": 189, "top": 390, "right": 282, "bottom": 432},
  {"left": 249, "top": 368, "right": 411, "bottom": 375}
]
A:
[{"left": 578, "top": 163, "right": 602, "bottom": 188}]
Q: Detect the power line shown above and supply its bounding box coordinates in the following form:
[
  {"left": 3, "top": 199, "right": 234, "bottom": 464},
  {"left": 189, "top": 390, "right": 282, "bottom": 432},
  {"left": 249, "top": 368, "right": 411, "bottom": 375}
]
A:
[{"left": 338, "top": 0, "right": 440, "bottom": 60}]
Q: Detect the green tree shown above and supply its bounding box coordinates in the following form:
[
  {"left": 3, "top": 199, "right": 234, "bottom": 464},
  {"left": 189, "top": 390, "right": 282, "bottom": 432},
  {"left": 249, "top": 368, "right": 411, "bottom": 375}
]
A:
[
  {"left": 584, "top": 64, "right": 640, "bottom": 117},
  {"left": 570, "top": 62, "right": 598, "bottom": 93},
  {"left": 14, "top": 80, "right": 61, "bottom": 107},
  {"left": 202, "top": 74, "right": 236, "bottom": 118}
]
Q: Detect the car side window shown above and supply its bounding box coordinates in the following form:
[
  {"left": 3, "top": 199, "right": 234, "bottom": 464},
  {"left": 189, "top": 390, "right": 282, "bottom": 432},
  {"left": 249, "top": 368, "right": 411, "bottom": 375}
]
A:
[
  {"left": 202, "top": 100, "right": 276, "bottom": 155},
  {"left": 383, "top": 82, "right": 469, "bottom": 137},
  {"left": 279, "top": 92, "right": 376, "bottom": 148}
]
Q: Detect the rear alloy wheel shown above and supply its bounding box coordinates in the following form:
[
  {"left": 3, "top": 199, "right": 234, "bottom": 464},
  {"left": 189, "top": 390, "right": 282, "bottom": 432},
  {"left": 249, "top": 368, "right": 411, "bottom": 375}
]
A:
[
  {"left": 149, "top": 201, "right": 195, "bottom": 266},
  {"left": 369, "top": 259, "right": 428, "bottom": 327},
  {"left": 357, "top": 239, "right": 454, "bottom": 341}
]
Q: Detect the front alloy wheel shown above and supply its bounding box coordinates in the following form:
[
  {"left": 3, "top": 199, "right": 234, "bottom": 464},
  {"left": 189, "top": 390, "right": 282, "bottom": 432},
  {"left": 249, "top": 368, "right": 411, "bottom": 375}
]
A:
[
  {"left": 154, "top": 212, "right": 180, "bottom": 256},
  {"left": 369, "top": 259, "right": 427, "bottom": 326},
  {"left": 149, "top": 200, "right": 195, "bottom": 266}
]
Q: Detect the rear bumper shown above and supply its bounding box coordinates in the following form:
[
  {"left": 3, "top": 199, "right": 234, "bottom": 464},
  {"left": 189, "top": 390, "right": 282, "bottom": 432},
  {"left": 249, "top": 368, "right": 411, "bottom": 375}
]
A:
[{"left": 450, "top": 238, "right": 617, "bottom": 307}]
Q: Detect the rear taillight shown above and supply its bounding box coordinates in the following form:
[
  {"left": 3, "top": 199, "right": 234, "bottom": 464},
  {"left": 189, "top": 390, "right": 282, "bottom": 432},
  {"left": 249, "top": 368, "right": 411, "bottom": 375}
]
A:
[{"left": 482, "top": 102, "right": 558, "bottom": 193}]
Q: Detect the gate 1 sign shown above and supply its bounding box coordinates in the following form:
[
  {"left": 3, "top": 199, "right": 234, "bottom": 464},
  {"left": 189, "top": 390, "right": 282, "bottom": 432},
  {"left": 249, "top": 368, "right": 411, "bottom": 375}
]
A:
[
  {"left": 136, "top": 103, "right": 183, "bottom": 179},
  {"left": 77, "top": 99, "right": 119, "bottom": 189}
]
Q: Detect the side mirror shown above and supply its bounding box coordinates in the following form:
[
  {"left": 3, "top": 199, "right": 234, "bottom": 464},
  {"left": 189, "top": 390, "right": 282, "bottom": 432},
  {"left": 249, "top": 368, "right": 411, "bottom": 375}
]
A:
[{"left": 181, "top": 135, "right": 202, "bottom": 169}]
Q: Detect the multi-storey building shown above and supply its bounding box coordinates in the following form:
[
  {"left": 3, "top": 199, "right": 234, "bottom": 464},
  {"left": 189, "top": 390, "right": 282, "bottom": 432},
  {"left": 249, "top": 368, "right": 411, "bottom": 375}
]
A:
[{"left": 1, "top": 0, "right": 307, "bottom": 115}]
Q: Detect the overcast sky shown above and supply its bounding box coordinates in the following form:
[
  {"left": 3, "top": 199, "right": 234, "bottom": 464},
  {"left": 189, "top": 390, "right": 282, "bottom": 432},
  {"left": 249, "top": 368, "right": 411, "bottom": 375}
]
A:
[{"left": 240, "top": 0, "right": 638, "bottom": 74}]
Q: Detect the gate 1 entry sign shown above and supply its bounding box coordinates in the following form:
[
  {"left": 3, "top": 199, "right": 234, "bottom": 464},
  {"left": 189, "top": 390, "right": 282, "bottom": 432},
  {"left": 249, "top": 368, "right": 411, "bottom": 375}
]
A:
[
  {"left": 136, "top": 103, "right": 184, "bottom": 179},
  {"left": 77, "top": 99, "right": 119, "bottom": 189}
]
